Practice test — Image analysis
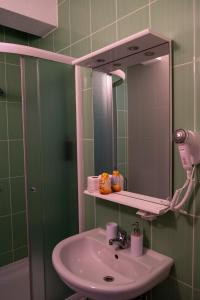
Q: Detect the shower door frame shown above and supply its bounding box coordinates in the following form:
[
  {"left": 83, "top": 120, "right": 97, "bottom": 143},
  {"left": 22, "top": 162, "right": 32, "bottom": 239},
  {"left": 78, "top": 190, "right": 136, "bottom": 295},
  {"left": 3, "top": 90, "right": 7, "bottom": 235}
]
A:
[
  {"left": 0, "top": 42, "right": 84, "bottom": 231},
  {"left": 0, "top": 42, "right": 85, "bottom": 299}
]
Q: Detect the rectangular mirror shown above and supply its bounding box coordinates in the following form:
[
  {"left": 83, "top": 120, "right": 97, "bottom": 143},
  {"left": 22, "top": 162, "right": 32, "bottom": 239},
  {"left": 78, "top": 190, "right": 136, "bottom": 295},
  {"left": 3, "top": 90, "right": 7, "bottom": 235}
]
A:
[{"left": 75, "top": 30, "right": 172, "bottom": 201}]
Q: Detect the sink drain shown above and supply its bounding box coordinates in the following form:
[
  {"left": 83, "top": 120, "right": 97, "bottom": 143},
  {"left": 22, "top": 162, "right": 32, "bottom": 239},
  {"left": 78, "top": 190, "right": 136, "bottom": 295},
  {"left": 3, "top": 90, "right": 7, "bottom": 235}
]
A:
[{"left": 103, "top": 276, "right": 114, "bottom": 282}]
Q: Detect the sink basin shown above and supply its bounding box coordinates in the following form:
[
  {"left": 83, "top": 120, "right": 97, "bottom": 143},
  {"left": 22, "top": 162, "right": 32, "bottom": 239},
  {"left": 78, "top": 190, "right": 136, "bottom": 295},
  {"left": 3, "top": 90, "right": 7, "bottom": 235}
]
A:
[{"left": 52, "top": 228, "right": 173, "bottom": 300}]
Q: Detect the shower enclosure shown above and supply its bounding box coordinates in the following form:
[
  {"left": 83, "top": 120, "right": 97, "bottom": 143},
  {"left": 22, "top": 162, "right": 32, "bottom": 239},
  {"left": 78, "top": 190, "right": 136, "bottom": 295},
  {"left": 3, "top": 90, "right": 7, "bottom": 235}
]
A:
[{"left": 0, "top": 46, "right": 79, "bottom": 300}]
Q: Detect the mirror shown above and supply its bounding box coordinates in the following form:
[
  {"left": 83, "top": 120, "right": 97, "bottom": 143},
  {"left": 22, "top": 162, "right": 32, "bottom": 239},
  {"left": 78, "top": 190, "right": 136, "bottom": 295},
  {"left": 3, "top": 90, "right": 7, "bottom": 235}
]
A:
[{"left": 76, "top": 30, "right": 172, "bottom": 201}]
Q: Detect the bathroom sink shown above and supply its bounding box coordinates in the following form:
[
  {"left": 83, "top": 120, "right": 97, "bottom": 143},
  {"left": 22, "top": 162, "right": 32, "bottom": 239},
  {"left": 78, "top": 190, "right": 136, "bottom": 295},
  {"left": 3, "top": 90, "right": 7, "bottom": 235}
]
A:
[{"left": 52, "top": 228, "right": 173, "bottom": 300}]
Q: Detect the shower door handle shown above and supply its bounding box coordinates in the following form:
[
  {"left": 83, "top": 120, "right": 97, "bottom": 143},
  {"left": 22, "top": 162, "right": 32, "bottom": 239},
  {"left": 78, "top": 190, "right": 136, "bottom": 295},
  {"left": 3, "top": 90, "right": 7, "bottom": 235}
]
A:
[{"left": 30, "top": 187, "right": 37, "bottom": 192}]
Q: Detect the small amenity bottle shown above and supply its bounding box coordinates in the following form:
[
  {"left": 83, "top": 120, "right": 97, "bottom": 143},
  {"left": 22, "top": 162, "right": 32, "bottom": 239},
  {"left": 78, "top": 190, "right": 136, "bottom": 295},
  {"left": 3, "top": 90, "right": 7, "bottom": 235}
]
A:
[
  {"left": 111, "top": 170, "right": 123, "bottom": 192},
  {"left": 99, "top": 172, "right": 112, "bottom": 194},
  {"left": 131, "top": 222, "right": 143, "bottom": 257}
]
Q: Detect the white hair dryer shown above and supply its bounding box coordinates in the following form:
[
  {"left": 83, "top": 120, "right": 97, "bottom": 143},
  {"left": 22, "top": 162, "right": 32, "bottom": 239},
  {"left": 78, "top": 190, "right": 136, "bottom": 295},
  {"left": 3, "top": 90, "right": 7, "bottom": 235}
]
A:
[
  {"left": 174, "top": 129, "right": 200, "bottom": 171},
  {"left": 170, "top": 129, "right": 200, "bottom": 211}
]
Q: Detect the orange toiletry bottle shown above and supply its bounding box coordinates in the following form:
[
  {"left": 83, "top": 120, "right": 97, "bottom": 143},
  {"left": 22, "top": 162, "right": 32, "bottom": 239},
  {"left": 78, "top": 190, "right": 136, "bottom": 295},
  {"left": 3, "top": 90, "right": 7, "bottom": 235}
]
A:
[
  {"left": 111, "top": 170, "right": 123, "bottom": 192},
  {"left": 99, "top": 172, "right": 112, "bottom": 194}
]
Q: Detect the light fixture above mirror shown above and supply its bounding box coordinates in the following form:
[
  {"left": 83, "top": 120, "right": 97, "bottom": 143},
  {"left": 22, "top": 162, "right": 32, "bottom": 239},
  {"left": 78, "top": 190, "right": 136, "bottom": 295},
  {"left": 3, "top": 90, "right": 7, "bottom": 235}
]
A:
[{"left": 73, "top": 29, "right": 171, "bottom": 72}]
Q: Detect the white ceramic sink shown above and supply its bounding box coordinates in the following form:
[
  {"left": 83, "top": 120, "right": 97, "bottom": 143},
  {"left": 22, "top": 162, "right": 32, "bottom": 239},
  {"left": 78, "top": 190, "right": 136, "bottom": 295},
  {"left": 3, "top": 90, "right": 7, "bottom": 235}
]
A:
[{"left": 52, "top": 228, "right": 173, "bottom": 300}]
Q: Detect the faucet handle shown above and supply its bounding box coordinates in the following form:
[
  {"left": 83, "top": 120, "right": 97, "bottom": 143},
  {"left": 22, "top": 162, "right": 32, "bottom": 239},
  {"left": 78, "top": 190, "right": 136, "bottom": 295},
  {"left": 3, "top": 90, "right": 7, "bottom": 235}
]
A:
[{"left": 117, "top": 228, "right": 130, "bottom": 247}]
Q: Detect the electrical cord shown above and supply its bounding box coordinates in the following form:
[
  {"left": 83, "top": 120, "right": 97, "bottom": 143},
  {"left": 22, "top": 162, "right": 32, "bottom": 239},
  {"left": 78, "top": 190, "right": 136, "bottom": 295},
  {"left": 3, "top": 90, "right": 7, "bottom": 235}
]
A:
[{"left": 170, "top": 166, "right": 195, "bottom": 211}]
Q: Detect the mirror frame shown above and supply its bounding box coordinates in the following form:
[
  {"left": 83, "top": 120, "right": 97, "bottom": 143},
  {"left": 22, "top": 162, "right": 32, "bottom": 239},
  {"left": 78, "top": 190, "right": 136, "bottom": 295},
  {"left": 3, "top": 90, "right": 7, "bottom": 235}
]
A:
[{"left": 74, "top": 29, "right": 172, "bottom": 231}]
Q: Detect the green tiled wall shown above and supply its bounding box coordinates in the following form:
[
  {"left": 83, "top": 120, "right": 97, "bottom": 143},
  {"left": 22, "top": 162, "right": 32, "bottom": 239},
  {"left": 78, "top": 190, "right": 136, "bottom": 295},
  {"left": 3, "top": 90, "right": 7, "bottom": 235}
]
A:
[
  {"left": 0, "top": 50, "right": 28, "bottom": 267},
  {"left": 0, "top": 0, "right": 200, "bottom": 299}
]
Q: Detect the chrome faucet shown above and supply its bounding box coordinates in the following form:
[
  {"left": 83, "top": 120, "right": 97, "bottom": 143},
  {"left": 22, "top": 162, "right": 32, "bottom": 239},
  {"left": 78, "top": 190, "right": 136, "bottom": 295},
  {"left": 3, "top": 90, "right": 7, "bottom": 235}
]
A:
[{"left": 109, "top": 228, "right": 130, "bottom": 249}]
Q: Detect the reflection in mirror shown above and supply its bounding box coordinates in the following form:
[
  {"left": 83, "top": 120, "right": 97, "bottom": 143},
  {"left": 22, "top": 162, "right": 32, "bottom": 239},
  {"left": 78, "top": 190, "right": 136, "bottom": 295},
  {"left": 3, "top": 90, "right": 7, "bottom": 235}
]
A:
[{"left": 92, "top": 47, "right": 171, "bottom": 200}]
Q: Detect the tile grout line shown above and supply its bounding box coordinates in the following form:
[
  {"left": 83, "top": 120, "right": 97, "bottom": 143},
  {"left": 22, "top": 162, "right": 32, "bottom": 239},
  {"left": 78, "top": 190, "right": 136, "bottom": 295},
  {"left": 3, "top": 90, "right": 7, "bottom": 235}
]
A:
[
  {"left": 0, "top": 244, "right": 27, "bottom": 257},
  {"left": 68, "top": 0, "right": 72, "bottom": 56},
  {"left": 89, "top": 0, "right": 92, "bottom": 53},
  {"left": 149, "top": 0, "right": 151, "bottom": 28},
  {"left": 0, "top": 175, "right": 24, "bottom": 181},
  {"left": 115, "top": 0, "right": 118, "bottom": 41},
  {"left": 0, "top": 210, "right": 26, "bottom": 219},
  {"left": 173, "top": 61, "right": 193, "bottom": 68},
  {"left": 0, "top": 139, "right": 23, "bottom": 142},
  {"left": 117, "top": 3, "right": 150, "bottom": 23},
  {"left": 57, "top": 3, "right": 149, "bottom": 54},
  {"left": 169, "top": 275, "right": 193, "bottom": 288}
]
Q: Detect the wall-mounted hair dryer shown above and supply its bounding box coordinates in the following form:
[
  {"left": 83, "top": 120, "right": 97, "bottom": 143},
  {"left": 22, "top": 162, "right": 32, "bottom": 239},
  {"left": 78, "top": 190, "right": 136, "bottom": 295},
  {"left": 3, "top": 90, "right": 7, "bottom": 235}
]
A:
[
  {"left": 170, "top": 129, "right": 200, "bottom": 212},
  {"left": 174, "top": 129, "right": 200, "bottom": 171}
]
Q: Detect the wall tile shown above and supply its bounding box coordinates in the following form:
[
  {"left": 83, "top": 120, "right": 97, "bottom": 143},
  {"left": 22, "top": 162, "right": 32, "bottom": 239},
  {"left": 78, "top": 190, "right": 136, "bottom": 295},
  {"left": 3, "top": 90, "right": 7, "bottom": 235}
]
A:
[
  {"left": 117, "top": 0, "right": 149, "bottom": 19},
  {"left": 40, "top": 33, "right": 54, "bottom": 52},
  {"left": 195, "top": 0, "right": 200, "bottom": 58},
  {"left": 83, "top": 89, "right": 93, "bottom": 139},
  {"left": 0, "top": 102, "right": 7, "bottom": 139},
  {"left": 91, "top": 0, "right": 116, "bottom": 32},
  {"left": 11, "top": 177, "right": 25, "bottom": 213},
  {"left": 150, "top": 0, "right": 193, "bottom": 65},
  {"left": 117, "top": 111, "right": 126, "bottom": 137},
  {"left": 0, "top": 179, "right": 10, "bottom": 217},
  {"left": 92, "top": 24, "right": 116, "bottom": 52},
  {"left": 12, "top": 212, "right": 27, "bottom": 249},
  {"left": 81, "top": 67, "right": 92, "bottom": 90},
  {"left": 0, "top": 251, "right": 12, "bottom": 267},
  {"left": 0, "top": 141, "right": 9, "bottom": 178},
  {"left": 9, "top": 141, "right": 24, "bottom": 177},
  {"left": 152, "top": 212, "right": 193, "bottom": 285},
  {"left": 152, "top": 277, "right": 192, "bottom": 300},
  {"left": 70, "top": 0, "right": 90, "bottom": 43},
  {"left": 54, "top": 0, "right": 70, "bottom": 51},
  {"left": 0, "top": 62, "right": 6, "bottom": 101},
  {"left": 173, "top": 64, "right": 194, "bottom": 131},
  {"left": 6, "top": 64, "right": 21, "bottom": 102},
  {"left": 14, "top": 245, "right": 28, "bottom": 261},
  {"left": 194, "top": 217, "right": 200, "bottom": 289},
  {"left": 95, "top": 199, "right": 119, "bottom": 228},
  {"left": 7, "top": 102, "right": 23, "bottom": 139},
  {"left": 71, "top": 37, "right": 91, "bottom": 58},
  {"left": 117, "top": 137, "right": 126, "bottom": 164},
  {"left": 0, "top": 216, "right": 12, "bottom": 253},
  {"left": 5, "top": 54, "right": 20, "bottom": 66},
  {"left": 83, "top": 139, "right": 94, "bottom": 188},
  {"left": 59, "top": 47, "right": 71, "bottom": 56},
  {"left": 118, "top": 7, "right": 149, "bottom": 39},
  {"left": 116, "top": 83, "right": 125, "bottom": 110},
  {"left": 84, "top": 195, "right": 95, "bottom": 230}
]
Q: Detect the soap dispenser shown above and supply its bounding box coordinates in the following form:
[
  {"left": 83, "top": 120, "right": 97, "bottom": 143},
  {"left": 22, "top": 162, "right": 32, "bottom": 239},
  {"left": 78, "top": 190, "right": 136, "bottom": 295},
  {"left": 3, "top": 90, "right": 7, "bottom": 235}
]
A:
[{"left": 131, "top": 222, "right": 143, "bottom": 257}]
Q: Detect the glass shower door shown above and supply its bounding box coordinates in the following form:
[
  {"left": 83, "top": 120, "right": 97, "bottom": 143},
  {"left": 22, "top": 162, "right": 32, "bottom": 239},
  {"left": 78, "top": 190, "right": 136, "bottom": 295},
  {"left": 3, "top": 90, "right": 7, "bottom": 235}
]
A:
[{"left": 21, "top": 57, "right": 78, "bottom": 300}]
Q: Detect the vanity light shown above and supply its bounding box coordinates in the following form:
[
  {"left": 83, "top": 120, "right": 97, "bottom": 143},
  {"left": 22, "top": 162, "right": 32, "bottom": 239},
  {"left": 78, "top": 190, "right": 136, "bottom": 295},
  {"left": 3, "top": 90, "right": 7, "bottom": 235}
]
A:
[
  {"left": 144, "top": 51, "right": 155, "bottom": 56},
  {"left": 96, "top": 58, "right": 105, "bottom": 63},
  {"left": 128, "top": 46, "right": 139, "bottom": 51},
  {"left": 142, "top": 57, "right": 162, "bottom": 65}
]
